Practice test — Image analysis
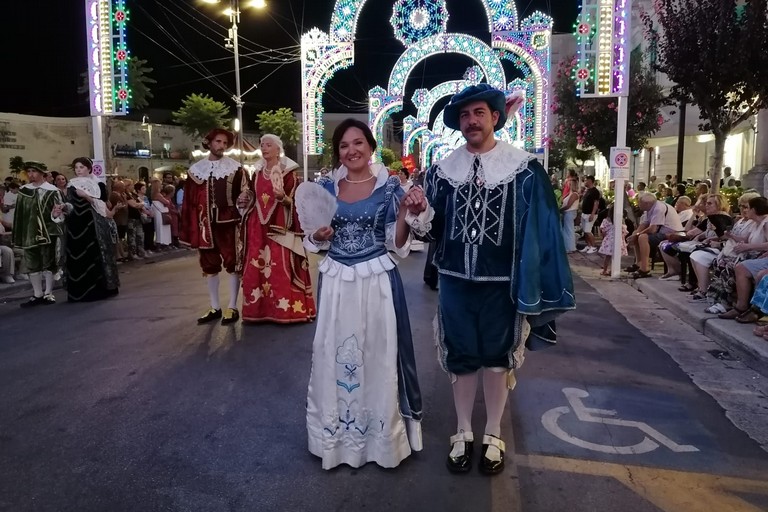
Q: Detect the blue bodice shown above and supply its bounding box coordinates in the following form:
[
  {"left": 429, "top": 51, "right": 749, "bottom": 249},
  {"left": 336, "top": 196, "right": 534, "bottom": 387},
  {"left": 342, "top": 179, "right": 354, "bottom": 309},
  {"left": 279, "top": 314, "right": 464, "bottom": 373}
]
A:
[{"left": 318, "top": 173, "right": 404, "bottom": 266}]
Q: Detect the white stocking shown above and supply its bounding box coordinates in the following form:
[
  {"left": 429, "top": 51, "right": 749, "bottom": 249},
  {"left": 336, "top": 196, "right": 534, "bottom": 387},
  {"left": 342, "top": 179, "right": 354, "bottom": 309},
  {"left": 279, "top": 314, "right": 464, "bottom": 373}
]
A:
[
  {"left": 452, "top": 372, "right": 479, "bottom": 434},
  {"left": 206, "top": 273, "right": 221, "bottom": 310},
  {"left": 228, "top": 273, "right": 240, "bottom": 309},
  {"left": 29, "top": 272, "right": 43, "bottom": 298},
  {"left": 43, "top": 271, "right": 54, "bottom": 295},
  {"left": 483, "top": 369, "right": 510, "bottom": 461}
]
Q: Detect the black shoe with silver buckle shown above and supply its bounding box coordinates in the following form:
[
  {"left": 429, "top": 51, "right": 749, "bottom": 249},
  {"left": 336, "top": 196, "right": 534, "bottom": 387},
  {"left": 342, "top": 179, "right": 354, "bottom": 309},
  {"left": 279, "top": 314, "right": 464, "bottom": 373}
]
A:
[
  {"left": 446, "top": 431, "right": 474, "bottom": 473},
  {"left": 221, "top": 308, "right": 239, "bottom": 325},
  {"left": 479, "top": 434, "right": 506, "bottom": 475},
  {"left": 197, "top": 308, "right": 222, "bottom": 324},
  {"left": 20, "top": 296, "right": 47, "bottom": 308}
]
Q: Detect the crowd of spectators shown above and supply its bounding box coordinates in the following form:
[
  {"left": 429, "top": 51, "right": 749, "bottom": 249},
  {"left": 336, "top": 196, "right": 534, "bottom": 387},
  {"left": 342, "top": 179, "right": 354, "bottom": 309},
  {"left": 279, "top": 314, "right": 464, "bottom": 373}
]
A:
[{"left": 0, "top": 170, "right": 186, "bottom": 286}]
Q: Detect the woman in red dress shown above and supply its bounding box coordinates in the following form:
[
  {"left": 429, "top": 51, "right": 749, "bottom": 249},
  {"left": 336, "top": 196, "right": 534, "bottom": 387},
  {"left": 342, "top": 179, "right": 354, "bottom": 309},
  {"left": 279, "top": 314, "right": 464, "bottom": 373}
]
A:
[{"left": 237, "top": 134, "right": 316, "bottom": 323}]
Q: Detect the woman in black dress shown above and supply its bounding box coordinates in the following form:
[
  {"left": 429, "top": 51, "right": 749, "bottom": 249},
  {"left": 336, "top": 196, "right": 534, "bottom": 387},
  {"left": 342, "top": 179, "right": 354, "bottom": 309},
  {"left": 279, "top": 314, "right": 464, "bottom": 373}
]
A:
[{"left": 64, "top": 157, "right": 120, "bottom": 301}]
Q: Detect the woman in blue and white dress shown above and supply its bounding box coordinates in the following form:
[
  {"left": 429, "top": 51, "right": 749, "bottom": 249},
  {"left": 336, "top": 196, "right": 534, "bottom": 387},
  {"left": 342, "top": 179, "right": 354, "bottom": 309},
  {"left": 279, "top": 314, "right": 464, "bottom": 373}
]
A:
[{"left": 304, "top": 119, "right": 430, "bottom": 470}]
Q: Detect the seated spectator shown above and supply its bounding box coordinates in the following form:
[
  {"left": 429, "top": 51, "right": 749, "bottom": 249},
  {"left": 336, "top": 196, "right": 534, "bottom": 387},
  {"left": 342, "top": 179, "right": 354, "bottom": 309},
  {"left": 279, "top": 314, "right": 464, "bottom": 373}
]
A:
[
  {"left": 675, "top": 196, "right": 694, "bottom": 224},
  {"left": 747, "top": 270, "right": 768, "bottom": 337},
  {"left": 671, "top": 184, "right": 687, "bottom": 207},
  {"left": 689, "top": 192, "right": 760, "bottom": 302},
  {"left": 625, "top": 192, "right": 684, "bottom": 278},
  {"left": 702, "top": 196, "right": 768, "bottom": 314},
  {"left": 0, "top": 220, "right": 14, "bottom": 283},
  {"left": 712, "top": 196, "right": 768, "bottom": 319},
  {"left": 660, "top": 194, "right": 732, "bottom": 283}
]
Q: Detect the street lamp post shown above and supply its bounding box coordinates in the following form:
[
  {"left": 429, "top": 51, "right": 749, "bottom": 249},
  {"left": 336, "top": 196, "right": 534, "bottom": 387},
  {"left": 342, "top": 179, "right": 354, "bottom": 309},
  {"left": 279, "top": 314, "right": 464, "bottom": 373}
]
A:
[{"left": 202, "top": 0, "right": 266, "bottom": 165}]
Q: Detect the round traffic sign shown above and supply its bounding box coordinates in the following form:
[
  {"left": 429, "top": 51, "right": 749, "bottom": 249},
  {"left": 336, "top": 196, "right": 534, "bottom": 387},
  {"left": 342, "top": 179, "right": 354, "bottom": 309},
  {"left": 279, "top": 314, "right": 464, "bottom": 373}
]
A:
[{"left": 615, "top": 153, "right": 628, "bottom": 167}]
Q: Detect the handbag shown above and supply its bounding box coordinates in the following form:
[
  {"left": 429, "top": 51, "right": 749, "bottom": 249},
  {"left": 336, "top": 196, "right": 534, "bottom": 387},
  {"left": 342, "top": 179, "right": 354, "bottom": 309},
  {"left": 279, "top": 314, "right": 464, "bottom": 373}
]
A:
[{"left": 153, "top": 204, "right": 171, "bottom": 225}]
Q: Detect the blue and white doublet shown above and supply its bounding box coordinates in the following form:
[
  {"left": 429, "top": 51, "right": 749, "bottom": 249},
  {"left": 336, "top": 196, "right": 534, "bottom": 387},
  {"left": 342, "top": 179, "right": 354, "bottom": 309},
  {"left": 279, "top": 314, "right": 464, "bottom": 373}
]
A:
[
  {"left": 424, "top": 142, "right": 575, "bottom": 377},
  {"left": 304, "top": 164, "right": 426, "bottom": 469}
]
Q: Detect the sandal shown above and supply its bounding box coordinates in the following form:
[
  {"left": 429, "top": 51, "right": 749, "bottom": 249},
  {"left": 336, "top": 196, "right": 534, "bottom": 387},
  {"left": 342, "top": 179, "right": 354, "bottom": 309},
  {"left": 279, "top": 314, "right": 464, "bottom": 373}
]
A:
[
  {"left": 718, "top": 307, "right": 746, "bottom": 319},
  {"left": 678, "top": 284, "right": 696, "bottom": 292},
  {"left": 631, "top": 270, "right": 652, "bottom": 279},
  {"left": 624, "top": 264, "right": 640, "bottom": 273},
  {"left": 600, "top": 270, "right": 611, "bottom": 276},
  {"left": 736, "top": 309, "right": 761, "bottom": 324},
  {"left": 753, "top": 325, "right": 768, "bottom": 337}
]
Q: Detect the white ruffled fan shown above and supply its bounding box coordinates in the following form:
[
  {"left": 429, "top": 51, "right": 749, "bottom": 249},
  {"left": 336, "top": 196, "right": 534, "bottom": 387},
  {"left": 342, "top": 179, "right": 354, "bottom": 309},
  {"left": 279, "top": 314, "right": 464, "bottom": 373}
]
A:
[
  {"left": 295, "top": 181, "right": 337, "bottom": 235},
  {"left": 68, "top": 177, "right": 102, "bottom": 198}
]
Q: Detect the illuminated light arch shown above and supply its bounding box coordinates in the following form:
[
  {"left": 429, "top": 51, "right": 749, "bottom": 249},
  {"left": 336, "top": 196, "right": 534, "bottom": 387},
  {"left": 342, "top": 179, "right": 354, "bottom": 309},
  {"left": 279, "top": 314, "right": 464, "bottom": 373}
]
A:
[
  {"left": 402, "top": 115, "right": 429, "bottom": 157},
  {"left": 387, "top": 33, "right": 506, "bottom": 96},
  {"left": 301, "top": 29, "right": 354, "bottom": 154},
  {"left": 302, "top": 1, "right": 552, "bottom": 161},
  {"left": 368, "top": 86, "right": 404, "bottom": 161},
  {"left": 330, "top": 0, "right": 519, "bottom": 43}
]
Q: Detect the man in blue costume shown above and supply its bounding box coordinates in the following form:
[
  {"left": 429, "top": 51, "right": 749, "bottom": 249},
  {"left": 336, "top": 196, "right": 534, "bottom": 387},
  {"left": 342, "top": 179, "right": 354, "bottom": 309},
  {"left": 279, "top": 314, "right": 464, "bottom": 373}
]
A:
[{"left": 422, "top": 85, "right": 575, "bottom": 475}]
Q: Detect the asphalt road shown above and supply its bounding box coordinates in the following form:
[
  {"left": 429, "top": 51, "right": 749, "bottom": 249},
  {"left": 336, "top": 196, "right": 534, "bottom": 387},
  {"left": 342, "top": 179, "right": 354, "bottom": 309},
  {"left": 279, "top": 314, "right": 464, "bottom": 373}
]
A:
[{"left": 1, "top": 253, "right": 767, "bottom": 512}]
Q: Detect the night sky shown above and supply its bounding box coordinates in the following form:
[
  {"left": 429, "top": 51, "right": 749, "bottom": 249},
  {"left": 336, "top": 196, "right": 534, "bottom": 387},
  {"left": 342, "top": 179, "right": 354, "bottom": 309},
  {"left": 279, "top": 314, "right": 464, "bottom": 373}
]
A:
[{"left": 1, "top": 0, "right": 579, "bottom": 124}]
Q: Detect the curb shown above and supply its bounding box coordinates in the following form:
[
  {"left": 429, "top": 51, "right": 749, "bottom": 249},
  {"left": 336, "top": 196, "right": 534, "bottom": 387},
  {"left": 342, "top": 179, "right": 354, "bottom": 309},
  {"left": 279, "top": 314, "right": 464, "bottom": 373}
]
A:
[
  {"left": 571, "top": 251, "right": 768, "bottom": 378},
  {"left": 0, "top": 249, "right": 194, "bottom": 302}
]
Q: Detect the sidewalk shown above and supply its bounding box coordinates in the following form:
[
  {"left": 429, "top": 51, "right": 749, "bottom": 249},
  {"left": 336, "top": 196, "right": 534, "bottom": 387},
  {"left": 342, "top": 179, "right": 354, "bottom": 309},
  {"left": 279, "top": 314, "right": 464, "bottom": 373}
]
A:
[
  {"left": 570, "top": 249, "right": 768, "bottom": 378},
  {"left": 0, "top": 247, "right": 194, "bottom": 302}
]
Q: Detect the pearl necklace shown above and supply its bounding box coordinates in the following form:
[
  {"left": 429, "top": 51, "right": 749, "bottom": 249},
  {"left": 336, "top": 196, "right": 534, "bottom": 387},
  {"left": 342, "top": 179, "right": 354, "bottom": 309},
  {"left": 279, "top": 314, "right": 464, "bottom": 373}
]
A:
[{"left": 344, "top": 173, "right": 375, "bottom": 184}]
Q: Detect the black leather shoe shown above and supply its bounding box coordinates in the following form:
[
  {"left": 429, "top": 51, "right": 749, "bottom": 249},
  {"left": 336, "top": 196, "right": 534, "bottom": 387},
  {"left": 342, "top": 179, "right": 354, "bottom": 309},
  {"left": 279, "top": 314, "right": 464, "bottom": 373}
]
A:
[
  {"left": 197, "top": 308, "right": 222, "bottom": 324},
  {"left": 221, "top": 308, "right": 239, "bottom": 325},
  {"left": 20, "top": 296, "right": 47, "bottom": 308},
  {"left": 479, "top": 434, "right": 506, "bottom": 475},
  {"left": 446, "top": 432, "right": 474, "bottom": 473}
]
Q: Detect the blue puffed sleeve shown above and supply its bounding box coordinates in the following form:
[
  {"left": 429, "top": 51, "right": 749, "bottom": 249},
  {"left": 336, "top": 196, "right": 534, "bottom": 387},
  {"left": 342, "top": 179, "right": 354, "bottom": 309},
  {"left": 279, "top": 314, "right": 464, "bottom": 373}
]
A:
[
  {"left": 423, "top": 164, "right": 448, "bottom": 242},
  {"left": 512, "top": 161, "right": 576, "bottom": 349}
]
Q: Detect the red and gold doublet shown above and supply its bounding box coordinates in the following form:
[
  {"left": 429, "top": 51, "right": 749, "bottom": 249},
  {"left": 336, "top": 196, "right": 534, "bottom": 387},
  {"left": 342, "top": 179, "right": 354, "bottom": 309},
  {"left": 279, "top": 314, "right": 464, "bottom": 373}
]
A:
[{"left": 180, "top": 156, "right": 244, "bottom": 274}]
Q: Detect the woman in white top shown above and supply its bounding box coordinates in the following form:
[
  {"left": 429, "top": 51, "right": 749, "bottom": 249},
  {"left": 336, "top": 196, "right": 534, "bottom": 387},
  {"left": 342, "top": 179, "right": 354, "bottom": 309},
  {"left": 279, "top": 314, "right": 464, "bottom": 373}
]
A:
[
  {"left": 559, "top": 178, "right": 580, "bottom": 253},
  {"left": 152, "top": 185, "right": 172, "bottom": 247}
]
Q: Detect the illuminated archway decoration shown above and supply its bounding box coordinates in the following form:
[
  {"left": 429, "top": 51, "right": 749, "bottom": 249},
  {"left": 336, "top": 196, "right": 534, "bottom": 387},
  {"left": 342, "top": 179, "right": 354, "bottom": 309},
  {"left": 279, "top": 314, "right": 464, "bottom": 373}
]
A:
[
  {"left": 85, "top": 0, "right": 131, "bottom": 116},
  {"left": 402, "top": 115, "right": 429, "bottom": 157},
  {"left": 302, "top": 0, "right": 552, "bottom": 159},
  {"left": 387, "top": 33, "right": 506, "bottom": 96},
  {"left": 390, "top": 0, "right": 449, "bottom": 46},
  {"left": 368, "top": 87, "right": 404, "bottom": 161}
]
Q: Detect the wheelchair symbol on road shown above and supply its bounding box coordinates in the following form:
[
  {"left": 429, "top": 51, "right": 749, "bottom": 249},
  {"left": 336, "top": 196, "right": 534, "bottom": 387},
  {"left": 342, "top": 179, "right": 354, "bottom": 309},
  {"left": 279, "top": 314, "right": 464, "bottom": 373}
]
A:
[{"left": 541, "top": 388, "right": 699, "bottom": 455}]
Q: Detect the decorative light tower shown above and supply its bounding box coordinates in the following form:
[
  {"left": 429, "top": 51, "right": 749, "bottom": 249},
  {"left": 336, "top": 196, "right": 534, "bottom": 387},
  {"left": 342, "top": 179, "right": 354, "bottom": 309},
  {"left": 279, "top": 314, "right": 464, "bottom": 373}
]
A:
[{"left": 84, "top": 0, "right": 131, "bottom": 179}]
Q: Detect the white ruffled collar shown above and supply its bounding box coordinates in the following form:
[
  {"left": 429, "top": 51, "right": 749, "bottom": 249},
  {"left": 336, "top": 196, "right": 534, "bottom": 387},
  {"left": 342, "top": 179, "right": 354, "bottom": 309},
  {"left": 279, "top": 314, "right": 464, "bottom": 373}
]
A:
[
  {"left": 436, "top": 141, "right": 534, "bottom": 189},
  {"left": 331, "top": 163, "right": 390, "bottom": 196},
  {"left": 22, "top": 182, "right": 58, "bottom": 192},
  {"left": 189, "top": 156, "right": 240, "bottom": 180},
  {"left": 254, "top": 156, "right": 299, "bottom": 175}
]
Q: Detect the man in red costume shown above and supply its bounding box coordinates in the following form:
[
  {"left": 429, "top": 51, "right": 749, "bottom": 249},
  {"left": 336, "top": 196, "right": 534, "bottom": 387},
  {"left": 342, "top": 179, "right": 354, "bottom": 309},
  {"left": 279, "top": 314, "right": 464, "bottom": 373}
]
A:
[{"left": 180, "top": 128, "right": 245, "bottom": 325}]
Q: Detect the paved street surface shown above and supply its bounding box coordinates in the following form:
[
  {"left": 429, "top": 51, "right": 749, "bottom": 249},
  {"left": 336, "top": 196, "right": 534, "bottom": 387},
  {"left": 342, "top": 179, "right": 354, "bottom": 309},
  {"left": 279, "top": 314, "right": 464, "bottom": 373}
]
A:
[{"left": 1, "top": 253, "right": 767, "bottom": 512}]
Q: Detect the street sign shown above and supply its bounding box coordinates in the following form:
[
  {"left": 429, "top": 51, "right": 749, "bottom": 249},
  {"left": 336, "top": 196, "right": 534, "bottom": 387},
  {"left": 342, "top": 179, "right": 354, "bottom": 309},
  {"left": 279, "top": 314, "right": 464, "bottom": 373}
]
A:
[
  {"left": 91, "top": 159, "right": 105, "bottom": 178},
  {"left": 610, "top": 146, "right": 631, "bottom": 180}
]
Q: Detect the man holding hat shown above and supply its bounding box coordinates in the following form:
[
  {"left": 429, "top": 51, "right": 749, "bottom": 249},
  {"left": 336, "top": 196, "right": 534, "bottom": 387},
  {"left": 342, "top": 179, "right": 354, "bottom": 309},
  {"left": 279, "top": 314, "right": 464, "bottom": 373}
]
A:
[
  {"left": 12, "top": 161, "right": 65, "bottom": 307},
  {"left": 421, "top": 84, "right": 575, "bottom": 474},
  {"left": 180, "top": 128, "right": 246, "bottom": 325}
]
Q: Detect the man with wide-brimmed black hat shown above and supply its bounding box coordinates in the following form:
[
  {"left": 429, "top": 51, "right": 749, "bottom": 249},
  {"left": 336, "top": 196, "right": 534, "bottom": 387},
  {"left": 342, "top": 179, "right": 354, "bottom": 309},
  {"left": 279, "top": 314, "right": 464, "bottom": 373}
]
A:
[
  {"left": 419, "top": 84, "right": 575, "bottom": 475},
  {"left": 12, "top": 161, "right": 65, "bottom": 307},
  {"left": 180, "top": 128, "right": 246, "bottom": 325}
]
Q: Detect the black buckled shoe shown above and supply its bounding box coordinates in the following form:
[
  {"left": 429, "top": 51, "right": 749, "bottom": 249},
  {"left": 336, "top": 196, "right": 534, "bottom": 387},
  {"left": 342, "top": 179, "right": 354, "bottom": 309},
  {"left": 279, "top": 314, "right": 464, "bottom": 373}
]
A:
[
  {"left": 479, "top": 434, "right": 506, "bottom": 475},
  {"left": 197, "top": 308, "right": 222, "bottom": 324},
  {"left": 446, "top": 431, "right": 474, "bottom": 473},
  {"left": 20, "top": 296, "right": 47, "bottom": 308},
  {"left": 221, "top": 308, "right": 239, "bottom": 325}
]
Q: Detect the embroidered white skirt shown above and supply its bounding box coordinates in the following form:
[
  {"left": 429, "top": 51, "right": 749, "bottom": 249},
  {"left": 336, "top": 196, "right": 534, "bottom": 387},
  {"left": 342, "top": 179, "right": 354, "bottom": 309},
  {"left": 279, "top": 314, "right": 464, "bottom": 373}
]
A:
[{"left": 306, "top": 255, "right": 422, "bottom": 469}]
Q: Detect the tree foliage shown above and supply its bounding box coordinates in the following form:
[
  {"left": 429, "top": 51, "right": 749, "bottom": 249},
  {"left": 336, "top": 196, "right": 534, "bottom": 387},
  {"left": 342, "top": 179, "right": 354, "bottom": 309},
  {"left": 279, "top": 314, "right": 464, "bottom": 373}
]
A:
[
  {"left": 380, "top": 148, "right": 398, "bottom": 167},
  {"left": 171, "top": 94, "right": 231, "bottom": 140},
  {"left": 551, "top": 51, "right": 669, "bottom": 164},
  {"left": 644, "top": 0, "right": 768, "bottom": 190},
  {"left": 78, "top": 56, "right": 156, "bottom": 112},
  {"left": 128, "top": 57, "right": 156, "bottom": 111},
  {"left": 257, "top": 108, "right": 300, "bottom": 146},
  {"left": 8, "top": 156, "right": 24, "bottom": 176}
]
